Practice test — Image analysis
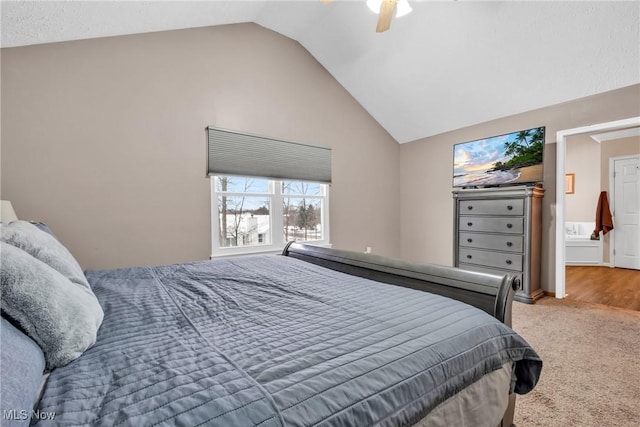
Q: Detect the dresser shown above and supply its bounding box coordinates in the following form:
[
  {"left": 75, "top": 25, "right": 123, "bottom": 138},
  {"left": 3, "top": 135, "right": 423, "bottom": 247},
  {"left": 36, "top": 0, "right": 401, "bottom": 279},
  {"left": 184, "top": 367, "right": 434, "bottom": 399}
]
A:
[{"left": 453, "top": 185, "right": 544, "bottom": 304}]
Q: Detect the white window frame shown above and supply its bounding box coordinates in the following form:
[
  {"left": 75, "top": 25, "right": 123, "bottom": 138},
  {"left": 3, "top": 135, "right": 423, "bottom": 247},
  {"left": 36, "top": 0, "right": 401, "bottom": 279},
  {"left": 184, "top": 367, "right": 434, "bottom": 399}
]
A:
[{"left": 210, "top": 176, "right": 330, "bottom": 257}]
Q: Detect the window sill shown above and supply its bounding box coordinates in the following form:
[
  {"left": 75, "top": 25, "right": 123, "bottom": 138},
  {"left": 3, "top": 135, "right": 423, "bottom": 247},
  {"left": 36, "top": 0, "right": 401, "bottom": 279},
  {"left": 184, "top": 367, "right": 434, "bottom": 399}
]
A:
[{"left": 210, "top": 242, "right": 332, "bottom": 259}]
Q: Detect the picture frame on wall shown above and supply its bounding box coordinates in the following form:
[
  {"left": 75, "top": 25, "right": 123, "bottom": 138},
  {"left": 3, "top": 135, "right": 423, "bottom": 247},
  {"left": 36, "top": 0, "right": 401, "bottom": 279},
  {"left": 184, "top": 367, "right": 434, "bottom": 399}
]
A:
[{"left": 565, "top": 173, "right": 575, "bottom": 194}]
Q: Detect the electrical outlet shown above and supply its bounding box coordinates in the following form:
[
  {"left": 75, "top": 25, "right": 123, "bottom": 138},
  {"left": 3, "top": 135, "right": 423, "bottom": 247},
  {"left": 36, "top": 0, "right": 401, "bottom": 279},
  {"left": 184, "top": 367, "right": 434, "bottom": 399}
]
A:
[{"left": 365, "top": 246, "right": 372, "bottom": 254}]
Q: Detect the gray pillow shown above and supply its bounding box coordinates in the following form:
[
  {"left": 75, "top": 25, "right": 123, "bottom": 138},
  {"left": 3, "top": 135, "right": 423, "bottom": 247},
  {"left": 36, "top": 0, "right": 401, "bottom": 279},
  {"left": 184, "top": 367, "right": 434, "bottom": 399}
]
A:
[
  {"left": 0, "top": 242, "right": 104, "bottom": 370},
  {"left": 0, "top": 220, "right": 91, "bottom": 290},
  {"left": 0, "top": 317, "right": 46, "bottom": 427}
]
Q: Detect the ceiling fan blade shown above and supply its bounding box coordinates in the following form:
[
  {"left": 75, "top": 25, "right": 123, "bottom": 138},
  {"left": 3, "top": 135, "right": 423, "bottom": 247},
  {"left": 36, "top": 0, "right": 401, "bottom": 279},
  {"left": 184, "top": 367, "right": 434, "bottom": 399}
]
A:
[{"left": 376, "top": 0, "right": 397, "bottom": 33}]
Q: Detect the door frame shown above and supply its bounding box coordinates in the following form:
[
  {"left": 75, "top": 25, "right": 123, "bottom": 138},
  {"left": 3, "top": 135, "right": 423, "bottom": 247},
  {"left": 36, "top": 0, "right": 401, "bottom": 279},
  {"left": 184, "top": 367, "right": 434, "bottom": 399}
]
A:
[
  {"left": 609, "top": 154, "right": 640, "bottom": 268},
  {"left": 555, "top": 116, "right": 640, "bottom": 299}
]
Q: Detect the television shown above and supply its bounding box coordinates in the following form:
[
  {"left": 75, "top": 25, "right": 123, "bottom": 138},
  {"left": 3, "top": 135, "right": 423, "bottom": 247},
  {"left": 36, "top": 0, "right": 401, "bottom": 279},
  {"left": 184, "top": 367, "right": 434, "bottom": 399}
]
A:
[{"left": 453, "top": 126, "right": 544, "bottom": 188}]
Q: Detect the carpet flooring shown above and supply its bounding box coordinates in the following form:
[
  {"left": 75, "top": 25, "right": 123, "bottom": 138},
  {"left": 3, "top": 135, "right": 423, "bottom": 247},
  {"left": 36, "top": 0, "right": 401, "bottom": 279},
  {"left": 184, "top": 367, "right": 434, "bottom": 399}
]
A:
[{"left": 511, "top": 297, "right": 640, "bottom": 427}]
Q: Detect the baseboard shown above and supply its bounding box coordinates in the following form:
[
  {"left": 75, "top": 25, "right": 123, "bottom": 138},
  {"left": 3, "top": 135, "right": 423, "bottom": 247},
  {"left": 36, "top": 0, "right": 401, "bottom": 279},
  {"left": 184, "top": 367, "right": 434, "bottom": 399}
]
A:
[
  {"left": 565, "top": 263, "right": 604, "bottom": 266},
  {"left": 565, "top": 263, "right": 610, "bottom": 267},
  {"left": 543, "top": 291, "right": 555, "bottom": 298}
]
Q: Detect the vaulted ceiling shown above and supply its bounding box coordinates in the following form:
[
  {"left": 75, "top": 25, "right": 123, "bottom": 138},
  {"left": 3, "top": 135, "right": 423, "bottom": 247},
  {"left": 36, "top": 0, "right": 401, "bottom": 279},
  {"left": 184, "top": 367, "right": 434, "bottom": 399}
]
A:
[{"left": 2, "top": 1, "right": 639, "bottom": 143}]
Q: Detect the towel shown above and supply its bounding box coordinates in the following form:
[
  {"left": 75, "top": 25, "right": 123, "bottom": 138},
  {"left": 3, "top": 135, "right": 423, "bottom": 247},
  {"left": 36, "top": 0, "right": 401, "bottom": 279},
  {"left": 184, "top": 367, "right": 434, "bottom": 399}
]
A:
[{"left": 594, "top": 191, "right": 614, "bottom": 236}]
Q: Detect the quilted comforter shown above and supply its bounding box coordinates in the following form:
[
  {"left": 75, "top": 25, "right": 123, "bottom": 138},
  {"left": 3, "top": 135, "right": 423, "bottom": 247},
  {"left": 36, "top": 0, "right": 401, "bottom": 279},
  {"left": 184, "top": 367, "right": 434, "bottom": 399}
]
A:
[{"left": 34, "top": 255, "right": 541, "bottom": 426}]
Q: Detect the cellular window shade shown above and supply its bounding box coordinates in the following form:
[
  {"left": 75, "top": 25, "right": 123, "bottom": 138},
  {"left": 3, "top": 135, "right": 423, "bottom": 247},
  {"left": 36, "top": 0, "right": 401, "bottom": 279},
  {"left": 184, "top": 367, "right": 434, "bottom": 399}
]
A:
[{"left": 207, "top": 127, "right": 332, "bottom": 183}]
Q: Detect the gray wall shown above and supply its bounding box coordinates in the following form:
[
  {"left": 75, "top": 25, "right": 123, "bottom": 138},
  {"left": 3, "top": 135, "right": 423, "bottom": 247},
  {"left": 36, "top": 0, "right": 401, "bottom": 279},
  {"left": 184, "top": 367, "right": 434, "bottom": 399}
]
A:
[
  {"left": 399, "top": 84, "right": 640, "bottom": 294},
  {"left": 2, "top": 21, "right": 638, "bottom": 293},
  {"left": 1, "top": 24, "right": 401, "bottom": 269}
]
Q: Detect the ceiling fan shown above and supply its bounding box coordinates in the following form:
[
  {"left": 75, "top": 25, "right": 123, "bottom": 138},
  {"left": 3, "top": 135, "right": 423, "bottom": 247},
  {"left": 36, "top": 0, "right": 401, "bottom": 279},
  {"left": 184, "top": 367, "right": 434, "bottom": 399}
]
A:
[
  {"left": 368, "top": 0, "right": 412, "bottom": 32},
  {"left": 321, "top": 0, "right": 412, "bottom": 33}
]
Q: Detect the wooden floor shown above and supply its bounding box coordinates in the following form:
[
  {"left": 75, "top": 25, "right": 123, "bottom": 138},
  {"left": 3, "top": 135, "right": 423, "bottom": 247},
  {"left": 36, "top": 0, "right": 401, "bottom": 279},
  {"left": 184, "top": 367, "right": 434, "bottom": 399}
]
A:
[{"left": 565, "top": 266, "right": 640, "bottom": 311}]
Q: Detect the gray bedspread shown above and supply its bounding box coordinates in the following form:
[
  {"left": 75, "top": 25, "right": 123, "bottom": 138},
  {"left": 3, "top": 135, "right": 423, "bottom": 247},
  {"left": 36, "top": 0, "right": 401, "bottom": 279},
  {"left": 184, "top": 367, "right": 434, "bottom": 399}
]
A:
[{"left": 34, "top": 255, "right": 541, "bottom": 426}]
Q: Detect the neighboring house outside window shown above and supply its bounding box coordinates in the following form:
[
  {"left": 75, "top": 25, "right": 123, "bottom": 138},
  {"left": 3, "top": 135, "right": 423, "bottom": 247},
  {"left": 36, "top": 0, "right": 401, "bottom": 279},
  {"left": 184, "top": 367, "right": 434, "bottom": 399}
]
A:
[{"left": 210, "top": 176, "right": 330, "bottom": 257}]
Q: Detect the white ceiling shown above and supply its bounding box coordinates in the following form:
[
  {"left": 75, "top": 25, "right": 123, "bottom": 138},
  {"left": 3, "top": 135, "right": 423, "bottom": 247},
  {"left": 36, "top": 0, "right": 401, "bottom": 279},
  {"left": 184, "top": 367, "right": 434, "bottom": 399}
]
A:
[{"left": 2, "top": 0, "right": 639, "bottom": 143}]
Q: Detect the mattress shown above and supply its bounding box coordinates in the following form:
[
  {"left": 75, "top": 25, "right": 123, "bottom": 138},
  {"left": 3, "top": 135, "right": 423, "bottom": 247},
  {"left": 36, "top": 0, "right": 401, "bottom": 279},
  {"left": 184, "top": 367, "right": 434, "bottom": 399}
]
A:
[
  {"left": 414, "top": 362, "right": 513, "bottom": 427},
  {"left": 34, "top": 255, "right": 541, "bottom": 426}
]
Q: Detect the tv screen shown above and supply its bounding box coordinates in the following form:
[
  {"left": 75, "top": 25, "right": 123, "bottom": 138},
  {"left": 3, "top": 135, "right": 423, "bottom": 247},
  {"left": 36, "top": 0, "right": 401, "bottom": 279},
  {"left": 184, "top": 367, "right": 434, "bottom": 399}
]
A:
[{"left": 453, "top": 126, "right": 544, "bottom": 188}]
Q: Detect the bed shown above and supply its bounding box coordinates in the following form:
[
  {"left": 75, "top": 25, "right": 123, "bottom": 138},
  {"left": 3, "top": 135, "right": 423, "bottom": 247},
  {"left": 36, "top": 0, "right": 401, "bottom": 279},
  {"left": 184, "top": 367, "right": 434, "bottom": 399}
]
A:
[{"left": 1, "top": 221, "right": 542, "bottom": 427}]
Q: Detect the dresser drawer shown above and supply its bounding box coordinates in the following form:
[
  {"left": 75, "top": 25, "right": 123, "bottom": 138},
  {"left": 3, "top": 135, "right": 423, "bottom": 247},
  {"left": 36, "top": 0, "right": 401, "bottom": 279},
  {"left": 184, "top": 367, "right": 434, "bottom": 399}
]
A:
[
  {"left": 459, "top": 199, "right": 523, "bottom": 216},
  {"left": 459, "top": 217, "right": 524, "bottom": 234},
  {"left": 458, "top": 248, "right": 523, "bottom": 271},
  {"left": 459, "top": 232, "right": 523, "bottom": 253}
]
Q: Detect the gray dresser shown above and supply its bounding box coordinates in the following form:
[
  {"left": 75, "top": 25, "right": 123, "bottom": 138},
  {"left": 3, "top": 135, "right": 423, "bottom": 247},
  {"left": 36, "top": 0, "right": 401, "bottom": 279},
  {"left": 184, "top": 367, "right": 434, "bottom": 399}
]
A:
[{"left": 453, "top": 185, "right": 544, "bottom": 303}]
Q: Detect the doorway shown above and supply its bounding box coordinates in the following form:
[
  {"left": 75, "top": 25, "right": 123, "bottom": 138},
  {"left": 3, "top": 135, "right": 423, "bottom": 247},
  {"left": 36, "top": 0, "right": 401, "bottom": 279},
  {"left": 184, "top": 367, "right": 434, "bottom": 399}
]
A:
[
  {"left": 555, "top": 117, "right": 640, "bottom": 300},
  {"left": 610, "top": 155, "right": 640, "bottom": 270}
]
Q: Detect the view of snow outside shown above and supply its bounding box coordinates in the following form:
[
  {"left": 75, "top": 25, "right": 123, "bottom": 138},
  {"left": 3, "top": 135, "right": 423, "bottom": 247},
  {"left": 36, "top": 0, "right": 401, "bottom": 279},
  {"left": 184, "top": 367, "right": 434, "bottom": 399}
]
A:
[{"left": 217, "top": 177, "right": 324, "bottom": 248}]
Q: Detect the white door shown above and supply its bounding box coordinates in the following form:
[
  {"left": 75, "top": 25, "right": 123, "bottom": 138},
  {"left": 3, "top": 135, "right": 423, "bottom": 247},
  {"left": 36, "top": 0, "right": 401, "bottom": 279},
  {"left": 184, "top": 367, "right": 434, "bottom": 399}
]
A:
[{"left": 613, "top": 156, "right": 640, "bottom": 269}]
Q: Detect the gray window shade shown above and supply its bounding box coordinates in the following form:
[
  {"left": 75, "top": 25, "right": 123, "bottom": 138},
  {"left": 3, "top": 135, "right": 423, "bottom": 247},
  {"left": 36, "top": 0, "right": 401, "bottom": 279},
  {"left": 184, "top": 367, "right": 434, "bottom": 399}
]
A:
[{"left": 207, "top": 127, "right": 332, "bottom": 183}]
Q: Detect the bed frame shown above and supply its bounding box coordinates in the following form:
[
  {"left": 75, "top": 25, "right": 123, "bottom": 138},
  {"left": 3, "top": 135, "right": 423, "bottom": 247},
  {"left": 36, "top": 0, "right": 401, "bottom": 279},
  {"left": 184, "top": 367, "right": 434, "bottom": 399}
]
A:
[
  {"left": 283, "top": 242, "right": 520, "bottom": 427},
  {"left": 283, "top": 242, "right": 519, "bottom": 326}
]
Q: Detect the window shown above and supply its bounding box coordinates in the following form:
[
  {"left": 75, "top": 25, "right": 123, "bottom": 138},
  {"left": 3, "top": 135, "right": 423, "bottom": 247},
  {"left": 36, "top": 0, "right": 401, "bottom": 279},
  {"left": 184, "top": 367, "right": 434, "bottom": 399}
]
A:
[
  {"left": 211, "top": 176, "right": 329, "bottom": 256},
  {"left": 206, "top": 127, "right": 332, "bottom": 256}
]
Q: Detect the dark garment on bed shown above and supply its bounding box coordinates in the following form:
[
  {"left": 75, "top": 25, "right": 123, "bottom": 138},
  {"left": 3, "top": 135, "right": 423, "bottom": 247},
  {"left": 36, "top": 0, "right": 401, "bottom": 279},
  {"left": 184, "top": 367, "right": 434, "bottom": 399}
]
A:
[{"left": 34, "top": 255, "right": 541, "bottom": 426}]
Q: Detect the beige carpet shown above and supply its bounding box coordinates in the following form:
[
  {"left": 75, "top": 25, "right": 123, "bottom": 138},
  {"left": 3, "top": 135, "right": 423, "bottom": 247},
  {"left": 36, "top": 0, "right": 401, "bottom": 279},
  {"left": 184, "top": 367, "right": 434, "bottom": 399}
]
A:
[{"left": 511, "top": 297, "right": 640, "bottom": 427}]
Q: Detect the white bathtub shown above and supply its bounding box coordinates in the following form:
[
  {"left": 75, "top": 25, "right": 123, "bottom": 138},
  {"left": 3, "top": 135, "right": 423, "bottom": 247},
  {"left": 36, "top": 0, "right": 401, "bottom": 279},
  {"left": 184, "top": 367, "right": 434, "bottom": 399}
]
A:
[{"left": 565, "top": 222, "right": 603, "bottom": 265}]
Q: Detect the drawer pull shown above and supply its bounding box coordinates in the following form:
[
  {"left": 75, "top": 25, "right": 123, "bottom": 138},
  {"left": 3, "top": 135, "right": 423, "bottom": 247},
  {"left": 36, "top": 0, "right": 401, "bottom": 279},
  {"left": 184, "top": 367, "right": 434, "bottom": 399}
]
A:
[
  {"left": 466, "top": 255, "right": 472, "bottom": 259},
  {"left": 467, "top": 222, "right": 473, "bottom": 227},
  {"left": 506, "top": 242, "right": 513, "bottom": 247},
  {"left": 467, "top": 238, "right": 473, "bottom": 243},
  {"left": 506, "top": 223, "right": 513, "bottom": 229},
  {"left": 513, "top": 277, "right": 521, "bottom": 290},
  {"left": 506, "top": 260, "right": 512, "bottom": 265},
  {"left": 507, "top": 205, "right": 513, "bottom": 211},
  {"left": 467, "top": 205, "right": 473, "bottom": 210}
]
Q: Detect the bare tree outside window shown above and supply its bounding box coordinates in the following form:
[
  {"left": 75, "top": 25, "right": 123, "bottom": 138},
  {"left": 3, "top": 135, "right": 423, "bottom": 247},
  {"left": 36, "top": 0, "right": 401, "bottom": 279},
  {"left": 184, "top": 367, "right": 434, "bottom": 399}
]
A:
[
  {"left": 217, "top": 177, "right": 270, "bottom": 248},
  {"left": 211, "top": 176, "right": 328, "bottom": 255},
  {"left": 283, "top": 181, "right": 323, "bottom": 242}
]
